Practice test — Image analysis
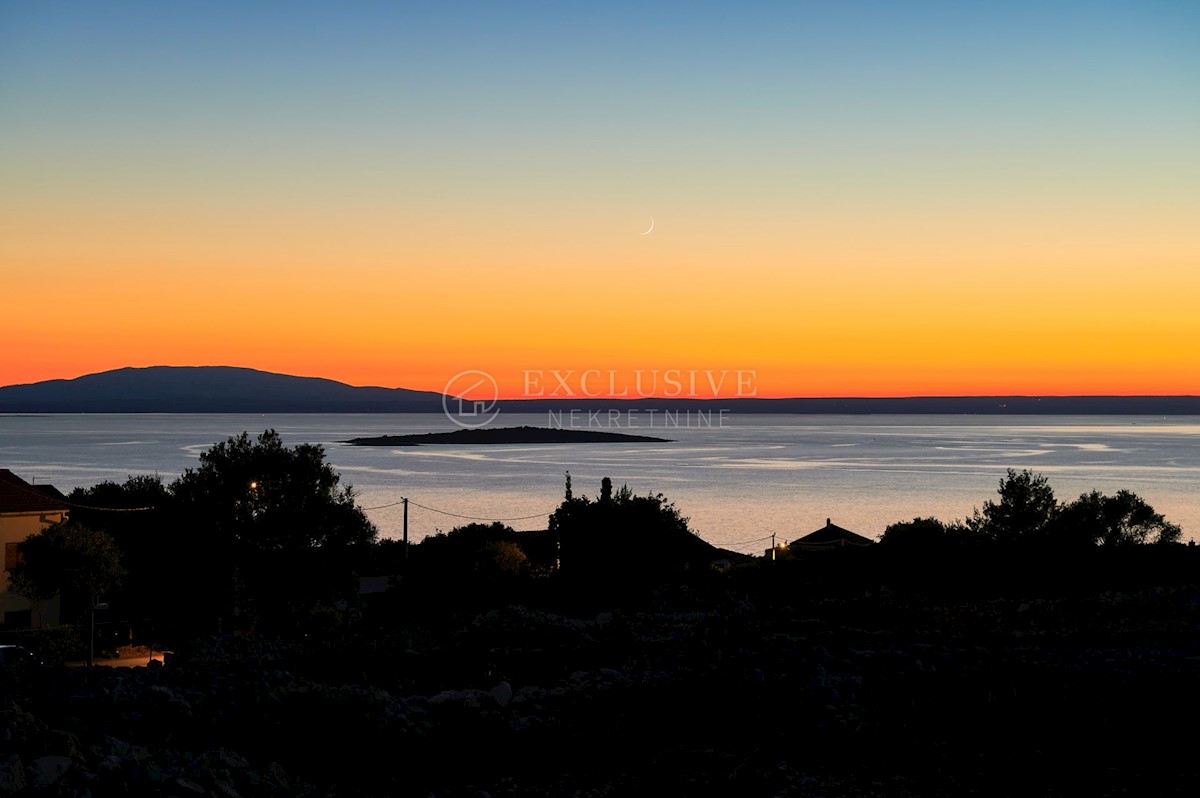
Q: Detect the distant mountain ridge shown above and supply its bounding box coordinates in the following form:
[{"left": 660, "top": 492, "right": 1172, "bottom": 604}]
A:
[
  {"left": 0, "top": 366, "right": 1197, "bottom": 414},
  {"left": 502, "top": 395, "right": 1200, "bottom": 415},
  {"left": 0, "top": 366, "right": 444, "bottom": 413}
]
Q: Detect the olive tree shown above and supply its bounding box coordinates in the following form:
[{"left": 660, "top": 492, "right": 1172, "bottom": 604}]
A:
[{"left": 170, "top": 430, "right": 376, "bottom": 632}]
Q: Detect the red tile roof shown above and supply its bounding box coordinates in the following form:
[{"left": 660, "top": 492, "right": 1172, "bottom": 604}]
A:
[{"left": 0, "top": 469, "right": 69, "bottom": 514}]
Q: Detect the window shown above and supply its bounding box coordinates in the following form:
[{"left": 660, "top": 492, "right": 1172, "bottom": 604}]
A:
[{"left": 4, "top": 542, "right": 22, "bottom": 571}]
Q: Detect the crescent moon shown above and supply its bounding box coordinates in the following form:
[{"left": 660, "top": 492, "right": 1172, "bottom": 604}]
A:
[{"left": 640, "top": 217, "right": 655, "bottom": 235}]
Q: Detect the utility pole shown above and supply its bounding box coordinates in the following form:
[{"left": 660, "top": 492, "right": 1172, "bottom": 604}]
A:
[
  {"left": 403, "top": 497, "right": 409, "bottom": 565},
  {"left": 771, "top": 532, "right": 777, "bottom": 561},
  {"left": 89, "top": 600, "right": 109, "bottom": 667},
  {"left": 89, "top": 601, "right": 95, "bottom": 667}
]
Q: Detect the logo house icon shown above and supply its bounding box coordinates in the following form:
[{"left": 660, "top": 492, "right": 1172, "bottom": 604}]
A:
[
  {"left": 454, "top": 379, "right": 489, "bottom": 416},
  {"left": 442, "top": 370, "right": 501, "bottom": 428}
]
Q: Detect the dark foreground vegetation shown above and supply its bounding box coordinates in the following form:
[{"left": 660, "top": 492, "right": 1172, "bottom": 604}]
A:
[{"left": 3, "top": 433, "right": 1198, "bottom": 796}]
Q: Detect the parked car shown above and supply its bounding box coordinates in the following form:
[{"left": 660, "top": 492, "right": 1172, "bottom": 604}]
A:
[{"left": 0, "top": 644, "right": 44, "bottom": 670}]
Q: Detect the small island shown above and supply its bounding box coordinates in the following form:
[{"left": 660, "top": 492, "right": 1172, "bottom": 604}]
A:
[{"left": 342, "top": 425, "right": 672, "bottom": 446}]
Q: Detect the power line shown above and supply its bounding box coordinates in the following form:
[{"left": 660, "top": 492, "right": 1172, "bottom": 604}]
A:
[
  {"left": 406, "top": 499, "right": 553, "bottom": 522},
  {"left": 61, "top": 502, "right": 156, "bottom": 513},
  {"left": 707, "top": 533, "right": 774, "bottom": 547},
  {"left": 8, "top": 474, "right": 550, "bottom": 521},
  {"left": 362, "top": 496, "right": 554, "bottom": 522},
  {"left": 1, "top": 476, "right": 156, "bottom": 513},
  {"left": 359, "top": 499, "right": 407, "bottom": 511}
]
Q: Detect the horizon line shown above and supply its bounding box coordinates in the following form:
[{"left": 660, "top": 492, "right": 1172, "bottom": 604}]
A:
[{"left": 0, "top": 364, "right": 1196, "bottom": 402}]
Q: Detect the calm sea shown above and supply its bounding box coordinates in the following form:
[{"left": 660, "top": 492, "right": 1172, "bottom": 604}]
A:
[{"left": 1, "top": 413, "right": 1197, "bottom": 553}]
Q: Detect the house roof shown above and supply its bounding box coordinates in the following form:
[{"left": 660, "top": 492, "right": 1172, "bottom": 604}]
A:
[
  {"left": 794, "top": 518, "right": 874, "bottom": 547},
  {"left": 0, "top": 469, "right": 69, "bottom": 514}
]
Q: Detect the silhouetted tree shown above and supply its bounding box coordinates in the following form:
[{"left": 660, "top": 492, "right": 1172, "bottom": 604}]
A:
[
  {"left": 406, "top": 523, "right": 536, "bottom": 608},
  {"left": 416, "top": 522, "right": 525, "bottom": 577},
  {"left": 11, "top": 521, "right": 125, "bottom": 625},
  {"left": 170, "top": 430, "right": 376, "bottom": 632},
  {"left": 1052, "top": 489, "right": 1182, "bottom": 547},
  {"left": 879, "top": 517, "right": 954, "bottom": 549},
  {"left": 550, "top": 477, "right": 708, "bottom": 582},
  {"left": 968, "top": 469, "right": 1058, "bottom": 542},
  {"left": 67, "top": 475, "right": 172, "bottom": 624},
  {"left": 68, "top": 474, "right": 170, "bottom": 521},
  {"left": 480, "top": 540, "right": 530, "bottom": 578}
]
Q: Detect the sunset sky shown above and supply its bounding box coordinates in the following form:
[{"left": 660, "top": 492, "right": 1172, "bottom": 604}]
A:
[{"left": 2, "top": 1, "right": 1197, "bottom": 398}]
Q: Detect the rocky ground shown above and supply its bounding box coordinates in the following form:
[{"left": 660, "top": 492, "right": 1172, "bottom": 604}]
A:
[{"left": 3, "top": 580, "right": 1199, "bottom": 796}]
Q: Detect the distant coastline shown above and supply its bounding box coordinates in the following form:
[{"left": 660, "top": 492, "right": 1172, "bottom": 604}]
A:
[
  {"left": 343, "top": 426, "right": 671, "bottom": 446},
  {"left": 1, "top": 366, "right": 1197, "bottom": 414}
]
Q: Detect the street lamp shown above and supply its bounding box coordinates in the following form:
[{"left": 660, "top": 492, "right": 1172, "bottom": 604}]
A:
[{"left": 89, "top": 600, "right": 109, "bottom": 667}]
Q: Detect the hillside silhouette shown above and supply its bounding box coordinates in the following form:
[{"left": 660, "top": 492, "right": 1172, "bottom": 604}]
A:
[{"left": 0, "top": 366, "right": 444, "bottom": 413}]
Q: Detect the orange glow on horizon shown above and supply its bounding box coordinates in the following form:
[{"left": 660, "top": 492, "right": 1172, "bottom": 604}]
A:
[
  {"left": 3, "top": 196, "right": 1197, "bottom": 398},
  {"left": 3, "top": 133, "right": 1198, "bottom": 399}
]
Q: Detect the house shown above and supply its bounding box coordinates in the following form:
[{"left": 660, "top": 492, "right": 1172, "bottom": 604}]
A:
[
  {"left": 0, "top": 469, "right": 67, "bottom": 628},
  {"left": 791, "top": 518, "right": 874, "bottom": 551}
]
